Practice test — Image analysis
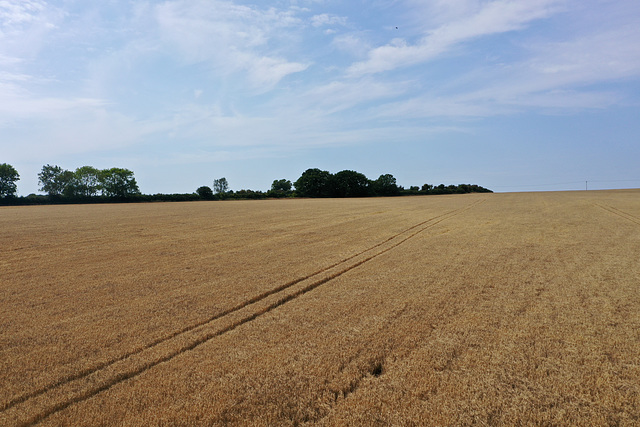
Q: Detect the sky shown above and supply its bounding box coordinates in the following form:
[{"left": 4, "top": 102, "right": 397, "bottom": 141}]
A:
[{"left": 1, "top": 0, "right": 639, "bottom": 195}]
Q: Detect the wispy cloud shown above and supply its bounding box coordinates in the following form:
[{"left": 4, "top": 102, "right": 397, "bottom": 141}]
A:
[
  {"left": 292, "top": 78, "right": 411, "bottom": 116},
  {"left": 443, "top": 22, "right": 640, "bottom": 113},
  {"left": 311, "top": 13, "right": 347, "bottom": 28},
  {"left": 0, "top": 0, "right": 47, "bottom": 26},
  {"left": 332, "top": 33, "right": 372, "bottom": 58},
  {"left": 0, "top": 0, "right": 64, "bottom": 62},
  {"left": 2, "top": 0, "right": 640, "bottom": 194},
  {"left": 347, "top": 0, "right": 561, "bottom": 76},
  {"left": 153, "top": 0, "right": 309, "bottom": 89},
  {"left": 342, "top": 0, "right": 640, "bottom": 118},
  {"left": 526, "top": 25, "right": 640, "bottom": 86}
]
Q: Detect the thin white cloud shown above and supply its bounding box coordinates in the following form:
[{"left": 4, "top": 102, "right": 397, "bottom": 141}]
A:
[
  {"left": 153, "top": 0, "right": 308, "bottom": 89},
  {"left": 332, "top": 33, "right": 371, "bottom": 58},
  {"left": 311, "top": 13, "right": 347, "bottom": 28},
  {"left": 347, "top": 0, "right": 561, "bottom": 76},
  {"left": 0, "top": 1, "right": 72, "bottom": 127},
  {"left": 527, "top": 25, "right": 640, "bottom": 85},
  {"left": 245, "top": 56, "right": 309, "bottom": 88},
  {"left": 0, "top": 0, "right": 64, "bottom": 61},
  {"left": 295, "top": 78, "right": 411, "bottom": 115},
  {"left": 367, "top": 22, "right": 640, "bottom": 121},
  {"left": 0, "top": 0, "right": 46, "bottom": 25},
  {"left": 341, "top": 0, "right": 640, "bottom": 118},
  {"left": 0, "top": 94, "right": 107, "bottom": 117},
  {"left": 449, "top": 23, "right": 640, "bottom": 112}
]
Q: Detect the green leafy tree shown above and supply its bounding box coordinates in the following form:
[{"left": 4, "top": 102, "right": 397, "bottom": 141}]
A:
[
  {"left": 421, "top": 184, "right": 433, "bottom": 193},
  {"left": 38, "top": 164, "right": 74, "bottom": 196},
  {"left": 373, "top": 174, "right": 399, "bottom": 196},
  {"left": 271, "top": 179, "right": 292, "bottom": 192},
  {"left": 74, "top": 166, "right": 102, "bottom": 197},
  {"left": 294, "top": 168, "right": 332, "bottom": 197},
  {"left": 213, "top": 177, "right": 229, "bottom": 194},
  {"left": 196, "top": 186, "right": 214, "bottom": 199},
  {"left": 0, "top": 163, "right": 20, "bottom": 198},
  {"left": 433, "top": 184, "right": 446, "bottom": 194},
  {"left": 99, "top": 168, "right": 140, "bottom": 197},
  {"left": 330, "top": 170, "right": 371, "bottom": 197},
  {"left": 60, "top": 170, "right": 81, "bottom": 197}
]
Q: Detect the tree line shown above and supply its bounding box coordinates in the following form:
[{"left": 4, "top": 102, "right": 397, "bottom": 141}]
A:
[
  {"left": 196, "top": 168, "right": 491, "bottom": 200},
  {"left": 0, "top": 163, "right": 491, "bottom": 205},
  {"left": 37, "top": 165, "right": 141, "bottom": 198},
  {"left": 0, "top": 163, "right": 141, "bottom": 204}
]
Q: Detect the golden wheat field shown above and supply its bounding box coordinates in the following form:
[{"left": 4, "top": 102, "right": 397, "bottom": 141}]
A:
[{"left": 1, "top": 190, "right": 639, "bottom": 426}]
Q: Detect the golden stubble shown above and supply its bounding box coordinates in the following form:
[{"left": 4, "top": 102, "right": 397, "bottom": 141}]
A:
[{"left": 1, "top": 191, "right": 638, "bottom": 425}]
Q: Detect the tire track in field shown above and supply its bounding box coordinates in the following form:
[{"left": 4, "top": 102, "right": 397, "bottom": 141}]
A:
[
  {"left": 1, "top": 202, "right": 469, "bottom": 414},
  {"left": 1, "top": 201, "right": 473, "bottom": 414},
  {"left": 594, "top": 203, "right": 640, "bottom": 226},
  {"left": 4, "top": 199, "right": 485, "bottom": 426}
]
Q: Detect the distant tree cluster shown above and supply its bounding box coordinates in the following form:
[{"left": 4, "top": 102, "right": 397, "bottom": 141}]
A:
[
  {"left": 292, "top": 168, "right": 491, "bottom": 198},
  {"left": 403, "top": 183, "right": 493, "bottom": 195},
  {"left": 293, "top": 168, "right": 385, "bottom": 198},
  {"left": 0, "top": 163, "right": 491, "bottom": 206},
  {"left": 193, "top": 169, "right": 490, "bottom": 201},
  {"left": 38, "top": 165, "right": 140, "bottom": 198}
]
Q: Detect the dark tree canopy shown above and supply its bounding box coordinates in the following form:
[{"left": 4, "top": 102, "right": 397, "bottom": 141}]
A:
[
  {"left": 294, "top": 168, "right": 332, "bottom": 197},
  {"left": 196, "top": 186, "right": 214, "bottom": 199},
  {"left": 271, "top": 179, "right": 292, "bottom": 192},
  {"left": 60, "top": 170, "right": 79, "bottom": 197},
  {"left": 330, "top": 170, "right": 371, "bottom": 197},
  {"left": 372, "top": 173, "right": 400, "bottom": 196},
  {"left": 291, "top": 169, "right": 490, "bottom": 199},
  {"left": 100, "top": 168, "right": 140, "bottom": 197},
  {"left": 0, "top": 163, "right": 20, "bottom": 198}
]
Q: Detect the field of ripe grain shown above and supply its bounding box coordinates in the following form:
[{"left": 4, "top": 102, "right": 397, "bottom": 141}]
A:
[{"left": 1, "top": 190, "right": 639, "bottom": 426}]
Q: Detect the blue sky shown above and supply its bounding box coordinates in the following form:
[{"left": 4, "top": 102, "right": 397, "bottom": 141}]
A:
[{"left": 2, "top": 0, "right": 639, "bottom": 194}]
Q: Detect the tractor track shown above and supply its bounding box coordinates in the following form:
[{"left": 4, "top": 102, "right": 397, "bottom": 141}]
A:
[
  {"left": 594, "top": 203, "right": 640, "bottom": 226},
  {"left": 2, "top": 199, "right": 484, "bottom": 426}
]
